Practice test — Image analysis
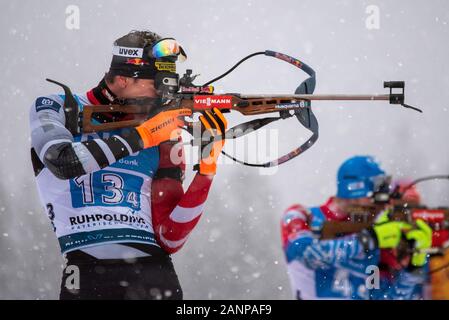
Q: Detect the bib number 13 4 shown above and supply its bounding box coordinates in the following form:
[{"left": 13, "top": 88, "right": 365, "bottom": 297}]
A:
[{"left": 70, "top": 171, "right": 143, "bottom": 210}]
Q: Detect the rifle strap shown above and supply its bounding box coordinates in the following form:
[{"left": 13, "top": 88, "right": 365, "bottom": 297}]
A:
[{"left": 220, "top": 107, "right": 319, "bottom": 167}]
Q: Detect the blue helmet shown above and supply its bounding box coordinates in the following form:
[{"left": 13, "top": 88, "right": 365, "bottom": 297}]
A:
[{"left": 337, "top": 156, "right": 386, "bottom": 199}]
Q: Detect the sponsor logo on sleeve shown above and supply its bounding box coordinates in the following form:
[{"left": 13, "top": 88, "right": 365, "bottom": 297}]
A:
[{"left": 35, "top": 97, "right": 62, "bottom": 112}]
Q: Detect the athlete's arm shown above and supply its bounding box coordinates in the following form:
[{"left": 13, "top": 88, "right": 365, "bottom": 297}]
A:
[
  {"left": 151, "top": 109, "right": 227, "bottom": 254},
  {"left": 281, "top": 205, "right": 379, "bottom": 273},
  {"left": 151, "top": 140, "right": 214, "bottom": 254},
  {"left": 30, "top": 95, "right": 185, "bottom": 180},
  {"left": 30, "top": 95, "right": 144, "bottom": 179}
]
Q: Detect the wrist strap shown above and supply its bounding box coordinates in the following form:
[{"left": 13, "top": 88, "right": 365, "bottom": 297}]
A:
[{"left": 154, "top": 167, "right": 184, "bottom": 182}]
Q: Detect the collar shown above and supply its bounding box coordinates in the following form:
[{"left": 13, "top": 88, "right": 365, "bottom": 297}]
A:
[
  {"left": 86, "top": 78, "right": 116, "bottom": 105},
  {"left": 320, "top": 197, "right": 349, "bottom": 221}
]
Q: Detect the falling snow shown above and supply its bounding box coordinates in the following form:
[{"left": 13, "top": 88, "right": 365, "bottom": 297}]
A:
[{"left": 1, "top": 0, "right": 449, "bottom": 300}]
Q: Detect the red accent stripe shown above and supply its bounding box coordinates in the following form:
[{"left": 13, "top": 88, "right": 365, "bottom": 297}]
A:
[
  {"left": 160, "top": 215, "right": 203, "bottom": 241},
  {"left": 281, "top": 204, "right": 311, "bottom": 248},
  {"left": 86, "top": 89, "right": 101, "bottom": 105},
  {"left": 152, "top": 174, "right": 212, "bottom": 254},
  {"left": 151, "top": 142, "right": 214, "bottom": 254},
  {"left": 178, "top": 175, "right": 212, "bottom": 208}
]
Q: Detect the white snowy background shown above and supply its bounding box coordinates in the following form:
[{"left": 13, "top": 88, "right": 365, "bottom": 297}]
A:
[{"left": 0, "top": 0, "right": 448, "bottom": 299}]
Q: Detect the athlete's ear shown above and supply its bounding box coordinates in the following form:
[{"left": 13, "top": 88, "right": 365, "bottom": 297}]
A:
[{"left": 116, "top": 76, "right": 130, "bottom": 89}]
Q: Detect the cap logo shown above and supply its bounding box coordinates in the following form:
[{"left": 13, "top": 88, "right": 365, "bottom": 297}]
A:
[
  {"left": 348, "top": 181, "right": 365, "bottom": 191},
  {"left": 112, "top": 46, "right": 143, "bottom": 58}
]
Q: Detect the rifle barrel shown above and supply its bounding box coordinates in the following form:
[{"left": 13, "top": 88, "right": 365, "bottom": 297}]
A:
[{"left": 239, "top": 94, "right": 391, "bottom": 101}]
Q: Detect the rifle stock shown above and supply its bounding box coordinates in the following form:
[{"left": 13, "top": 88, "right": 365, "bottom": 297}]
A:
[{"left": 82, "top": 94, "right": 315, "bottom": 133}]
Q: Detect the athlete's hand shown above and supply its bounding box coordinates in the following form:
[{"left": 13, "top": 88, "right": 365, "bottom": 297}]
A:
[
  {"left": 371, "top": 210, "right": 412, "bottom": 249},
  {"left": 405, "top": 219, "right": 432, "bottom": 267},
  {"left": 136, "top": 109, "right": 192, "bottom": 149},
  {"left": 196, "top": 108, "right": 228, "bottom": 176}
]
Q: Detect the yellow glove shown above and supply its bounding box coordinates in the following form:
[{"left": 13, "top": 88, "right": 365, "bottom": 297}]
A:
[
  {"left": 136, "top": 108, "right": 192, "bottom": 149},
  {"left": 372, "top": 210, "right": 412, "bottom": 249},
  {"left": 406, "top": 219, "right": 432, "bottom": 267},
  {"left": 197, "top": 108, "right": 228, "bottom": 176}
]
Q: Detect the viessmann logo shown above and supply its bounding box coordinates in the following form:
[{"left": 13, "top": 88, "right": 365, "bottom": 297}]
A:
[{"left": 193, "top": 95, "right": 233, "bottom": 109}]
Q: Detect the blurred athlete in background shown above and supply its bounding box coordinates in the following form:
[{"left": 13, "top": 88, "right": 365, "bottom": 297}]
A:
[{"left": 281, "top": 156, "right": 431, "bottom": 299}]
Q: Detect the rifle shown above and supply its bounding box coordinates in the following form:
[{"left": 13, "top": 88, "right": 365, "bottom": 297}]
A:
[
  {"left": 48, "top": 50, "right": 422, "bottom": 168},
  {"left": 321, "top": 205, "right": 449, "bottom": 253}
]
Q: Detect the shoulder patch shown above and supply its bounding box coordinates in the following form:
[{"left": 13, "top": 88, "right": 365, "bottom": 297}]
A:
[{"left": 35, "top": 97, "right": 62, "bottom": 113}]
